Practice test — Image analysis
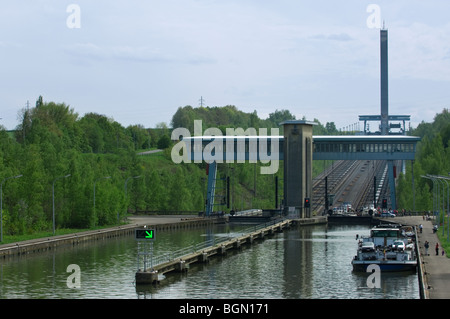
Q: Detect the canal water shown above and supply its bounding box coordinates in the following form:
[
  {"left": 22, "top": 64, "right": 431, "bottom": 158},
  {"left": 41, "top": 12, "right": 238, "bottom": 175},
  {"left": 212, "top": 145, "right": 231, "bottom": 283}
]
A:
[{"left": 0, "top": 223, "right": 419, "bottom": 299}]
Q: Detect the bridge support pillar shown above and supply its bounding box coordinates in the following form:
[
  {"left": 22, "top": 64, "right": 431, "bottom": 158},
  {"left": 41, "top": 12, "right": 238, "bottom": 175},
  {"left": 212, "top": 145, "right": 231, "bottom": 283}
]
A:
[
  {"left": 387, "top": 160, "right": 397, "bottom": 210},
  {"left": 205, "top": 161, "right": 217, "bottom": 216},
  {"left": 281, "top": 120, "right": 316, "bottom": 218},
  {"left": 135, "top": 270, "right": 159, "bottom": 285}
]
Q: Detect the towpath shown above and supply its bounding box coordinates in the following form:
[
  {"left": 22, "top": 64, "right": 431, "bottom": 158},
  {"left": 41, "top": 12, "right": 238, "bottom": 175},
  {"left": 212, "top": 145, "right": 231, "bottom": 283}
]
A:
[{"left": 395, "top": 215, "right": 450, "bottom": 299}]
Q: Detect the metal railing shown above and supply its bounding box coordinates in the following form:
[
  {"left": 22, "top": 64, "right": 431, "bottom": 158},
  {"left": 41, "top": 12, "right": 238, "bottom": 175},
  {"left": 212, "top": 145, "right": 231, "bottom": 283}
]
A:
[{"left": 149, "top": 218, "right": 288, "bottom": 267}]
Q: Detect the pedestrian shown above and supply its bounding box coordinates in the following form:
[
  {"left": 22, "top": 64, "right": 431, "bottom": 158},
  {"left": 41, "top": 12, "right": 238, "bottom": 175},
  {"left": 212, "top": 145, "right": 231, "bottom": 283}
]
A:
[
  {"left": 419, "top": 224, "right": 423, "bottom": 233},
  {"left": 424, "top": 241, "right": 429, "bottom": 256},
  {"left": 436, "top": 243, "right": 439, "bottom": 256},
  {"left": 442, "top": 249, "right": 445, "bottom": 257}
]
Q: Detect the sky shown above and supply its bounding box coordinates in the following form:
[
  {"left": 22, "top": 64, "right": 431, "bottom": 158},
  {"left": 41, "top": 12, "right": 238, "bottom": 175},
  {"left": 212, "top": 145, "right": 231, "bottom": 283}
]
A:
[{"left": 1, "top": 0, "right": 449, "bottom": 132}]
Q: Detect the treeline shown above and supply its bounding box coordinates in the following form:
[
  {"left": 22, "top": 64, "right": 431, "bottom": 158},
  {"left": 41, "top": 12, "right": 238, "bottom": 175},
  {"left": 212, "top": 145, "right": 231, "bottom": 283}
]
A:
[
  {"left": 7, "top": 98, "right": 436, "bottom": 238},
  {"left": 0, "top": 98, "right": 178, "bottom": 236},
  {"left": 171, "top": 105, "right": 341, "bottom": 135},
  {"left": 397, "top": 108, "right": 450, "bottom": 211},
  {"left": 170, "top": 104, "right": 342, "bottom": 207},
  {"left": 0, "top": 100, "right": 296, "bottom": 236}
]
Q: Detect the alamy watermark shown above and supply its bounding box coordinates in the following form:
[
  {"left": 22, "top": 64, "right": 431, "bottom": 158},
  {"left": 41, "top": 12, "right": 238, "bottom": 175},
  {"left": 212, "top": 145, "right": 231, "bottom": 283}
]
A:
[
  {"left": 171, "top": 120, "right": 280, "bottom": 174},
  {"left": 66, "top": 264, "right": 81, "bottom": 289},
  {"left": 366, "top": 4, "right": 382, "bottom": 29},
  {"left": 66, "top": 4, "right": 81, "bottom": 29},
  {"left": 366, "top": 264, "right": 381, "bottom": 288}
]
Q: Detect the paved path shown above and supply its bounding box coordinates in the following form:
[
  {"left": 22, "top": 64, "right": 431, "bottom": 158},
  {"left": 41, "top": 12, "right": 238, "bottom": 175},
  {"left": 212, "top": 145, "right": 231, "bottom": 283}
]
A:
[
  {"left": 395, "top": 215, "right": 450, "bottom": 299},
  {"left": 127, "top": 214, "right": 199, "bottom": 225},
  {"left": 136, "top": 149, "right": 162, "bottom": 156}
]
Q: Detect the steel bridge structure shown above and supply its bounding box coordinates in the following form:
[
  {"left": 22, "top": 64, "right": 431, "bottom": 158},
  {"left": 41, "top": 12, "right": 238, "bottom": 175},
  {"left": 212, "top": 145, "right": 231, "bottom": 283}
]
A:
[{"left": 180, "top": 133, "right": 420, "bottom": 216}]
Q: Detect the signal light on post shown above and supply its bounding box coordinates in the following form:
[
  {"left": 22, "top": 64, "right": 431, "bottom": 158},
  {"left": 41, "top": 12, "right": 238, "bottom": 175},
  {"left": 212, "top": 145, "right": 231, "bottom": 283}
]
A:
[
  {"left": 304, "top": 197, "right": 310, "bottom": 208},
  {"left": 382, "top": 199, "right": 387, "bottom": 209}
]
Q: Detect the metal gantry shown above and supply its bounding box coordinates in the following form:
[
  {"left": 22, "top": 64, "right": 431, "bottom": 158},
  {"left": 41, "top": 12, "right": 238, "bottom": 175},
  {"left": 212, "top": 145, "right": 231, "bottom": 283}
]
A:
[{"left": 181, "top": 134, "right": 420, "bottom": 215}]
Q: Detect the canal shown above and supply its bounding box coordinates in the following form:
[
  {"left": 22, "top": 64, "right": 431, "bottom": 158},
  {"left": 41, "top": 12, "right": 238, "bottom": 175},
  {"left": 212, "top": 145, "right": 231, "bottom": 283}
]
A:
[{"left": 0, "top": 223, "right": 419, "bottom": 299}]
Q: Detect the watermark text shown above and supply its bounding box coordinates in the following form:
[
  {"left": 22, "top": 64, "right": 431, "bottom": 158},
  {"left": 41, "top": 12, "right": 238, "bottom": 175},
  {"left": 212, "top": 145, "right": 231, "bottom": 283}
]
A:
[
  {"left": 171, "top": 120, "right": 279, "bottom": 174},
  {"left": 366, "top": 4, "right": 381, "bottom": 29},
  {"left": 66, "top": 4, "right": 81, "bottom": 29},
  {"left": 66, "top": 264, "right": 81, "bottom": 289}
]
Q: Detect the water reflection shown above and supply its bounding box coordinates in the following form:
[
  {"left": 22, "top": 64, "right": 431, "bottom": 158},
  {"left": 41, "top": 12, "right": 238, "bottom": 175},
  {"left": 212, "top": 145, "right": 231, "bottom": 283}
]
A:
[
  {"left": 137, "top": 224, "right": 419, "bottom": 299},
  {"left": 0, "top": 223, "right": 419, "bottom": 299}
]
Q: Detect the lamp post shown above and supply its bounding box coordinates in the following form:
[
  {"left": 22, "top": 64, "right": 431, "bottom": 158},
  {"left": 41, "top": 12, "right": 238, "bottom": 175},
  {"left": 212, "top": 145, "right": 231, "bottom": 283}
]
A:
[
  {"left": 93, "top": 176, "right": 111, "bottom": 228},
  {"left": 123, "top": 175, "right": 141, "bottom": 222},
  {"left": 52, "top": 174, "right": 71, "bottom": 235},
  {"left": 431, "top": 177, "right": 439, "bottom": 224},
  {"left": 440, "top": 177, "right": 450, "bottom": 241},
  {"left": 124, "top": 175, "right": 141, "bottom": 194},
  {"left": 422, "top": 174, "right": 450, "bottom": 241},
  {"left": 435, "top": 178, "right": 446, "bottom": 236},
  {"left": 431, "top": 175, "right": 450, "bottom": 241},
  {"left": 1, "top": 174, "right": 23, "bottom": 242},
  {"left": 422, "top": 175, "right": 437, "bottom": 224}
]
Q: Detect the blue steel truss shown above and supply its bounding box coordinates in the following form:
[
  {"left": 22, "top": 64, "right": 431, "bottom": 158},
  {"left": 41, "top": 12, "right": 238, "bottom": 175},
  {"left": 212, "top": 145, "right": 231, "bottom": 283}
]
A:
[
  {"left": 179, "top": 135, "right": 420, "bottom": 215},
  {"left": 182, "top": 135, "right": 419, "bottom": 161}
]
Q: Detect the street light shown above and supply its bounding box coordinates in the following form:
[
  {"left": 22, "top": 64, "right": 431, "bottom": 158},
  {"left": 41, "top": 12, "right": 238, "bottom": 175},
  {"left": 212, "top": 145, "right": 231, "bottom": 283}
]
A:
[
  {"left": 428, "top": 175, "right": 447, "bottom": 234},
  {"left": 430, "top": 175, "right": 450, "bottom": 242},
  {"left": 423, "top": 174, "right": 450, "bottom": 242},
  {"left": 1, "top": 174, "right": 23, "bottom": 242},
  {"left": 123, "top": 175, "right": 141, "bottom": 223},
  {"left": 440, "top": 177, "right": 450, "bottom": 241},
  {"left": 52, "top": 174, "right": 71, "bottom": 235},
  {"left": 435, "top": 178, "right": 446, "bottom": 236},
  {"left": 422, "top": 175, "right": 438, "bottom": 223},
  {"left": 93, "top": 176, "right": 111, "bottom": 228},
  {"left": 124, "top": 175, "right": 141, "bottom": 194},
  {"left": 430, "top": 176, "right": 439, "bottom": 222}
]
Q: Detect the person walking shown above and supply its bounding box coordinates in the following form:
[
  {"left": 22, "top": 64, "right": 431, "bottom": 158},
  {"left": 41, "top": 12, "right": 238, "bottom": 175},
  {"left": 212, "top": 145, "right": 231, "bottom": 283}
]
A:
[
  {"left": 424, "top": 241, "right": 429, "bottom": 256},
  {"left": 436, "top": 243, "right": 439, "bottom": 256}
]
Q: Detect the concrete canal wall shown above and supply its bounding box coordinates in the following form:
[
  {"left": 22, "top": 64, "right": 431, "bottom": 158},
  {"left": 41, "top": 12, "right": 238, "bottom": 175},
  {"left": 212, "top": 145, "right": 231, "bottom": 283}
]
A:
[{"left": 0, "top": 217, "right": 217, "bottom": 259}]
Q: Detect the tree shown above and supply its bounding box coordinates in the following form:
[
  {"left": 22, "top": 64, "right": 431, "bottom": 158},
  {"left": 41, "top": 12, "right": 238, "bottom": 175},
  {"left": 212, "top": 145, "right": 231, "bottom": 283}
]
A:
[
  {"left": 397, "top": 108, "right": 450, "bottom": 212},
  {"left": 157, "top": 135, "right": 171, "bottom": 149}
]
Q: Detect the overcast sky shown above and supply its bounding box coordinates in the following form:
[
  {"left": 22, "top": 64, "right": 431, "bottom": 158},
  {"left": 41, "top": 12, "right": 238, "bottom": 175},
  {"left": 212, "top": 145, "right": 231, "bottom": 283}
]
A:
[{"left": 1, "top": 0, "right": 449, "bottom": 131}]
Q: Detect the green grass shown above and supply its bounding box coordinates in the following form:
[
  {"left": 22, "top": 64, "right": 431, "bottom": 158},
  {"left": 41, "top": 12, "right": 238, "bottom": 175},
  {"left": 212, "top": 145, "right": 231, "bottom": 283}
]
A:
[{"left": 437, "top": 218, "right": 450, "bottom": 257}]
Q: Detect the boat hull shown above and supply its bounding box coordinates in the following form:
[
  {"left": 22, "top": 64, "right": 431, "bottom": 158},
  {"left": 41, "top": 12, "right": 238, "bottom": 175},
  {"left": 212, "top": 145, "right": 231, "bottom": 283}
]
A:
[{"left": 352, "top": 261, "right": 417, "bottom": 272}]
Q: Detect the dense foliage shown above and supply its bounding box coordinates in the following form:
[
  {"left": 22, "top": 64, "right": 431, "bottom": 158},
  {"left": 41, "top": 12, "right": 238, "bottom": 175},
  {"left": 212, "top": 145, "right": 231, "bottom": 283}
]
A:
[
  {"left": 0, "top": 99, "right": 173, "bottom": 236},
  {"left": 1, "top": 96, "right": 445, "bottom": 239},
  {"left": 397, "top": 109, "right": 450, "bottom": 212},
  {"left": 171, "top": 105, "right": 340, "bottom": 135},
  {"left": 1, "top": 100, "right": 329, "bottom": 236}
]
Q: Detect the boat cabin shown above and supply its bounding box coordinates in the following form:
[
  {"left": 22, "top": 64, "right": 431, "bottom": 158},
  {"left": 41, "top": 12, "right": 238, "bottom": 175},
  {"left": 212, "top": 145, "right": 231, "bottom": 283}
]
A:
[{"left": 368, "top": 226, "right": 403, "bottom": 247}]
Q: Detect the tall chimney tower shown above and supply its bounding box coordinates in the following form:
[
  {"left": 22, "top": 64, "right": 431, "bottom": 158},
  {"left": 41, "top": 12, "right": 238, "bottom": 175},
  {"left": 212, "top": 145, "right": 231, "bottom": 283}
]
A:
[{"left": 380, "top": 28, "right": 389, "bottom": 135}]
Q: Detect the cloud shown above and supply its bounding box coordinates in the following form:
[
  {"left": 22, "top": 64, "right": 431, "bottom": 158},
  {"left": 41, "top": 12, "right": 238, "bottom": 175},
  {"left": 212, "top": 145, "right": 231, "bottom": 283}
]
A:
[
  {"left": 1, "top": 0, "right": 449, "bottom": 131},
  {"left": 309, "top": 33, "right": 353, "bottom": 42},
  {"left": 63, "top": 43, "right": 215, "bottom": 65},
  {"left": 389, "top": 22, "right": 450, "bottom": 81}
]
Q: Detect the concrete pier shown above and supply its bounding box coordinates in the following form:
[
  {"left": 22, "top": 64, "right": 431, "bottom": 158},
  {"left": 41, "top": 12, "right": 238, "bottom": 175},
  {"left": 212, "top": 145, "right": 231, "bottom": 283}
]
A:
[{"left": 135, "top": 217, "right": 327, "bottom": 284}]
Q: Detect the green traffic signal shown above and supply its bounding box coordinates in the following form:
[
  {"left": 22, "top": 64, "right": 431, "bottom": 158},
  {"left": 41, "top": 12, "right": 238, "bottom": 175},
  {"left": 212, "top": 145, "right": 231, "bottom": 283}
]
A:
[{"left": 135, "top": 229, "right": 155, "bottom": 240}]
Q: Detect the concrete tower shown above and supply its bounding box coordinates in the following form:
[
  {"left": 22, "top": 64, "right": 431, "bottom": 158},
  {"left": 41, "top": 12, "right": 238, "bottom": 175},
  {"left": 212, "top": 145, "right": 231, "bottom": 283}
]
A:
[
  {"left": 282, "top": 120, "right": 316, "bottom": 218},
  {"left": 380, "top": 28, "right": 389, "bottom": 135}
]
